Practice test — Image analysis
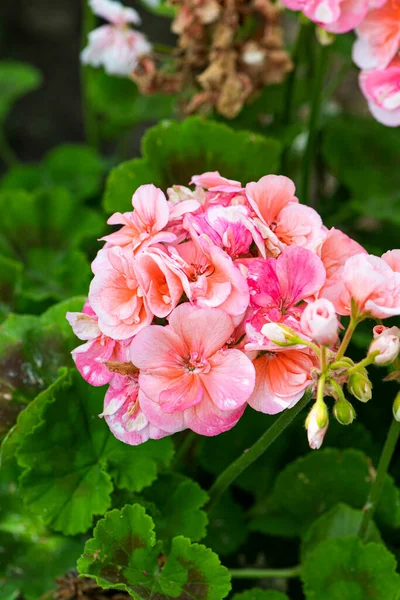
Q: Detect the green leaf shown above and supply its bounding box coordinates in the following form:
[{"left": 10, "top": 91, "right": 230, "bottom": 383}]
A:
[
  {"left": 0, "top": 463, "right": 82, "bottom": 600},
  {"left": 16, "top": 371, "right": 174, "bottom": 535},
  {"left": 42, "top": 144, "right": 105, "bottom": 200},
  {"left": 233, "top": 589, "right": 289, "bottom": 600},
  {"left": 1, "top": 145, "right": 105, "bottom": 201},
  {"left": 104, "top": 117, "right": 282, "bottom": 213},
  {"left": 78, "top": 504, "right": 231, "bottom": 600},
  {"left": 250, "top": 449, "right": 400, "bottom": 537},
  {"left": 0, "top": 61, "right": 42, "bottom": 123},
  {"left": 322, "top": 116, "right": 400, "bottom": 224},
  {"left": 0, "top": 255, "right": 22, "bottom": 322},
  {"left": 301, "top": 504, "right": 382, "bottom": 561},
  {"left": 88, "top": 70, "right": 175, "bottom": 136},
  {"left": 140, "top": 474, "right": 208, "bottom": 545},
  {"left": 301, "top": 536, "right": 400, "bottom": 600},
  {"left": 204, "top": 491, "right": 248, "bottom": 557},
  {"left": 0, "top": 187, "right": 102, "bottom": 310},
  {"left": 0, "top": 297, "right": 85, "bottom": 409}
]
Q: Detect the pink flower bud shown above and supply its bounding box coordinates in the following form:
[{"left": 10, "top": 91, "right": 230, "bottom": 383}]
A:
[
  {"left": 369, "top": 333, "right": 400, "bottom": 365},
  {"left": 300, "top": 299, "right": 339, "bottom": 346},
  {"left": 306, "top": 401, "right": 329, "bottom": 450},
  {"left": 261, "top": 322, "right": 300, "bottom": 346}
]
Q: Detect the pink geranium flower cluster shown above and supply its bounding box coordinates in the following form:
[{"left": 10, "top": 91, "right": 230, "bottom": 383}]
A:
[
  {"left": 281, "top": 0, "right": 400, "bottom": 127},
  {"left": 67, "top": 172, "right": 400, "bottom": 447}
]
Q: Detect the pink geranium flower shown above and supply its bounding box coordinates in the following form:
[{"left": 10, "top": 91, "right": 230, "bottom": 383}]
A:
[
  {"left": 81, "top": 0, "right": 151, "bottom": 76},
  {"left": 66, "top": 302, "right": 128, "bottom": 386},
  {"left": 102, "top": 185, "right": 177, "bottom": 252},
  {"left": 185, "top": 204, "right": 254, "bottom": 258},
  {"left": 281, "top": 0, "right": 384, "bottom": 34},
  {"left": 102, "top": 373, "right": 170, "bottom": 445},
  {"left": 129, "top": 304, "right": 255, "bottom": 436},
  {"left": 246, "top": 175, "right": 326, "bottom": 257},
  {"left": 134, "top": 246, "right": 184, "bottom": 318},
  {"left": 89, "top": 246, "right": 153, "bottom": 339},
  {"left": 171, "top": 238, "right": 249, "bottom": 316},
  {"left": 342, "top": 252, "right": 400, "bottom": 318},
  {"left": 353, "top": 0, "right": 400, "bottom": 70},
  {"left": 243, "top": 246, "right": 326, "bottom": 350},
  {"left": 359, "top": 58, "right": 400, "bottom": 127},
  {"left": 318, "top": 228, "right": 367, "bottom": 314},
  {"left": 248, "top": 349, "right": 315, "bottom": 414}
]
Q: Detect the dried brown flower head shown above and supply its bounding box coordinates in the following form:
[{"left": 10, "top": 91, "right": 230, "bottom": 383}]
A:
[{"left": 132, "top": 0, "right": 292, "bottom": 119}]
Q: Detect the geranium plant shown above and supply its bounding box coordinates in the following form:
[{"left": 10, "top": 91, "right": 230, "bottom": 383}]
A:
[{"left": 1, "top": 0, "right": 400, "bottom": 599}]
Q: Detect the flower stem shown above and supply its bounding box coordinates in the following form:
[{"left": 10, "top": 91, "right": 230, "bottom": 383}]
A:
[
  {"left": 207, "top": 389, "right": 313, "bottom": 510},
  {"left": 346, "top": 352, "right": 379, "bottom": 375},
  {"left": 81, "top": 0, "right": 99, "bottom": 149},
  {"left": 229, "top": 566, "right": 302, "bottom": 579},
  {"left": 300, "top": 38, "right": 330, "bottom": 205},
  {"left": 281, "top": 20, "right": 306, "bottom": 127},
  {"left": 336, "top": 316, "right": 360, "bottom": 361},
  {"left": 358, "top": 416, "right": 400, "bottom": 542}
]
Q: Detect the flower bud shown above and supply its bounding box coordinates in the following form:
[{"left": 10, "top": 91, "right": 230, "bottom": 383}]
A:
[
  {"left": 347, "top": 371, "right": 372, "bottom": 403},
  {"left": 300, "top": 299, "right": 339, "bottom": 346},
  {"left": 261, "top": 322, "right": 299, "bottom": 346},
  {"left": 305, "top": 400, "right": 329, "bottom": 450},
  {"left": 369, "top": 334, "right": 400, "bottom": 365},
  {"left": 333, "top": 398, "right": 356, "bottom": 425},
  {"left": 393, "top": 392, "right": 400, "bottom": 422}
]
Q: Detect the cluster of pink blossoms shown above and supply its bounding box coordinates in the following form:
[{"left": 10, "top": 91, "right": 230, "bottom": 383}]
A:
[
  {"left": 81, "top": 0, "right": 151, "bottom": 76},
  {"left": 67, "top": 172, "right": 400, "bottom": 448},
  {"left": 281, "top": 0, "right": 400, "bottom": 127}
]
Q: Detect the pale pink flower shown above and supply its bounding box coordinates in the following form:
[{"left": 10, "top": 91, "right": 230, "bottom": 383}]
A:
[
  {"left": 243, "top": 246, "right": 326, "bottom": 351},
  {"left": 300, "top": 298, "right": 339, "bottom": 346},
  {"left": 89, "top": 246, "right": 153, "bottom": 339},
  {"left": 353, "top": 0, "right": 400, "bottom": 70},
  {"left": 190, "top": 171, "right": 242, "bottom": 190},
  {"left": 382, "top": 249, "right": 400, "bottom": 271},
  {"left": 246, "top": 175, "right": 325, "bottom": 257},
  {"left": 102, "top": 374, "right": 170, "bottom": 445},
  {"left": 369, "top": 331, "right": 400, "bottom": 364},
  {"left": 171, "top": 238, "right": 249, "bottom": 316},
  {"left": 318, "top": 228, "right": 367, "bottom": 314},
  {"left": 281, "top": 0, "right": 383, "bottom": 34},
  {"left": 66, "top": 302, "right": 128, "bottom": 386},
  {"left": 102, "top": 185, "right": 176, "bottom": 251},
  {"left": 342, "top": 253, "right": 400, "bottom": 318},
  {"left": 247, "top": 349, "right": 315, "bottom": 414},
  {"left": 90, "top": 0, "right": 141, "bottom": 26},
  {"left": 359, "top": 58, "right": 400, "bottom": 127},
  {"left": 134, "top": 247, "right": 184, "bottom": 318},
  {"left": 81, "top": 27, "right": 151, "bottom": 77},
  {"left": 129, "top": 304, "right": 255, "bottom": 435},
  {"left": 185, "top": 204, "right": 254, "bottom": 258}
]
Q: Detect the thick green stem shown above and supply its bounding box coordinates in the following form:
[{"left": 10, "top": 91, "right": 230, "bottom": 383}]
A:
[
  {"left": 346, "top": 352, "right": 379, "bottom": 375},
  {"left": 207, "top": 390, "right": 312, "bottom": 510},
  {"left": 358, "top": 417, "right": 400, "bottom": 541},
  {"left": 229, "top": 566, "right": 301, "bottom": 579},
  {"left": 172, "top": 431, "right": 196, "bottom": 469},
  {"left": 81, "top": 0, "right": 99, "bottom": 149},
  {"left": 300, "top": 40, "right": 330, "bottom": 205}
]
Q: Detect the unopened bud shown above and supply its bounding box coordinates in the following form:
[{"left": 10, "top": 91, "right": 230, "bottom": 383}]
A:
[
  {"left": 393, "top": 392, "right": 400, "bottom": 422},
  {"left": 261, "top": 322, "right": 299, "bottom": 346},
  {"left": 306, "top": 400, "right": 329, "bottom": 450},
  {"left": 333, "top": 398, "right": 356, "bottom": 425},
  {"left": 300, "top": 298, "right": 339, "bottom": 346},
  {"left": 348, "top": 371, "right": 372, "bottom": 403},
  {"left": 369, "top": 334, "right": 400, "bottom": 365}
]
